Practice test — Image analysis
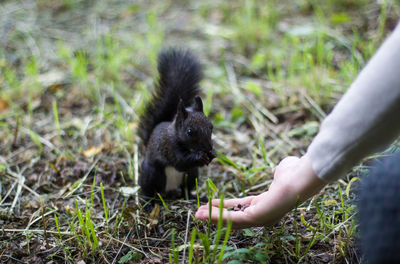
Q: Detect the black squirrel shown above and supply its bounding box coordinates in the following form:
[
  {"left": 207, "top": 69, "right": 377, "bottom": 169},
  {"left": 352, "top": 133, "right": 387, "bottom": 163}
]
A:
[{"left": 138, "top": 48, "right": 216, "bottom": 198}]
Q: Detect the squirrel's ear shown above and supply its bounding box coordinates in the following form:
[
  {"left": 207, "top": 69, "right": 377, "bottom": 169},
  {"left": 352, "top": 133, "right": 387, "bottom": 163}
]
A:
[
  {"left": 193, "top": 96, "right": 203, "bottom": 112},
  {"left": 176, "top": 99, "right": 188, "bottom": 121}
]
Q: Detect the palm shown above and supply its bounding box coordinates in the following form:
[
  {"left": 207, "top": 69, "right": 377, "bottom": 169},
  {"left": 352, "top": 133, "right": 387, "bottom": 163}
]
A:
[{"left": 195, "top": 155, "right": 326, "bottom": 229}]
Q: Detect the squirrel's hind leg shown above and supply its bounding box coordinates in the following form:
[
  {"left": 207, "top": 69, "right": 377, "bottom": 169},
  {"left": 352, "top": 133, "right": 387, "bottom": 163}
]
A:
[{"left": 139, "top": 160, "right": 166, "bottom": 198}]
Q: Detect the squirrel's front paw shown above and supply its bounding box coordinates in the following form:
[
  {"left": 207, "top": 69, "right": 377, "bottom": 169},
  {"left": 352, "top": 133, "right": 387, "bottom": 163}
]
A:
[
  {"left": 196, "top": 151, "right": 210, "bottom": 166},
  {"left": 207, "top": 149, "right": 217, "bottom": 162}
]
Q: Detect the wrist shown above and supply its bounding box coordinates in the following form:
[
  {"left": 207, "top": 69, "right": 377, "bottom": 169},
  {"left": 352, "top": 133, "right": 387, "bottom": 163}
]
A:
[
  {"left": 270, "top": 154, "right": 326, "bottom": 208},
  {"left": 291, "top": 154, "right": 326, "bottom": 202}
]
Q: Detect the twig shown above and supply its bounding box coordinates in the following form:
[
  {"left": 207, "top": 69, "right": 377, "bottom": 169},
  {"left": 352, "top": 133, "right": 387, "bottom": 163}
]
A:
[
  {"left": 103, "top": 83, "right": 136, "bottom": 118},
  {"left": 109, "top": 230, "right": 147, "bottom": 263},
  {"left": 63, "top": 157, "right": 100, "bottom": 198},
  {"left": 12, "top": 116, "right": 20, "bottom": 147},
  {"left": 5, "top": 173, "right": 40, "bottom": 198},
  {"left": 302, "top": 91, "right": 326, "bottom": 120},
  {"left": 22, "top": 127, "right": 61, "bottom": 152},
  {"left": 0, "top": 255, "right": 25, "bottom": 263},
  {"left": 9, "top": 172, "right": 24, "bottom": 215},
  {"left": 0, "top": 181, "right": 17, "bottom": 206},
  {"left": 2, "top": 228, "right": 73, "bottom": 236},
  {"left": 24, "top": 209, "right": 40, "bottom": 233},
  {"left": 4, "top": 143, "right": 34, "bottom": 161},
  {"left": 253, "top": 101, "right": 279, "bottom": 124},
  {"left": 41, "top": 202, "right": 49, "bottom": 249},
  {"left": 225, "top": 62, "right": 241, "bottom": 98},
  {"left": 112, "top": 228, "right": 132, "bottom": 264},
  {"left": 182, "top": 209, "right": 192, "bottom": 264},
  {"left": 100, "top": 251, "right": 111, "bottom": 264},
  {"left": 320, "top": 214, "right": 355, "bottom": 242},
  {"left": 134, "top": 143, "right": 139, "bottom": 206},
  {"left": 244, "top": 180, "right": 272, "bottom": 193}
]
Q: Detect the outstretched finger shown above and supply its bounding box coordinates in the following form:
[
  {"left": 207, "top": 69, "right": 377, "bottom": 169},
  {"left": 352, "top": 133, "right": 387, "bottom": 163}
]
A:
[
  {"left": 195, "top": 205, "right": 254, "bottom": 229},
  {"left": 210, "top": 196, "right": 255, "bottom": 208},
  {"left": 277, "top": 156, "right": 299, "bottom": 166}
]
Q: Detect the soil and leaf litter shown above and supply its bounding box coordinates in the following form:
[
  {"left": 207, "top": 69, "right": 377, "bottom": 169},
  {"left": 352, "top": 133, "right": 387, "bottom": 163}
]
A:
[{"left": 1, "top": 0, "right": 400, "bottom": 263}]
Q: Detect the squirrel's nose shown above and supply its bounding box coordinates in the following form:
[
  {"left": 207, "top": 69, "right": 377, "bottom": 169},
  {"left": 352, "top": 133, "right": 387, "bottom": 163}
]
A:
[{"left": 208, "top": 149, "right": 217, "bottom": 161}]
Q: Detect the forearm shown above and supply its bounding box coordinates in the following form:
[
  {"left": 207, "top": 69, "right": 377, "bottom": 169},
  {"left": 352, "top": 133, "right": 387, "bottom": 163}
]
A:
[{"left": 308, "top": 22, "right": 400, "bottom": 182}]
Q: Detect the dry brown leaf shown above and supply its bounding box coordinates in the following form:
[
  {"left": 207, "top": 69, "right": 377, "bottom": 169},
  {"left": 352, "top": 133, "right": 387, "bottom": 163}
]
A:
[
  {"left": 147, "top": 203, "right": 160, "bottom": 229},
  {"left": 324, "top": 199, "right": 338, "bottom": 206},
  {"left": 119, "top": 186, "right": 140, "bottom": 198},
  {"left": 122, "top": 205, "right": 141, "bottom": 220},
  {"left": 128, "top": 121, "right": 138, "bottom": 130},
  {"left": 56, "top": 155, "right": 69, "bottom": 163},
  {"left": 0, "top": 98, "right": 10, "bottom": 113},
  {"left": 46, "top": 161, "right": 60, "bottom": 175},
  {"left": 37, "top": 70, "right": 67, "bottom": 89},
  {"left": 82, "top": 145, "right": 104, "bottom": 157}
]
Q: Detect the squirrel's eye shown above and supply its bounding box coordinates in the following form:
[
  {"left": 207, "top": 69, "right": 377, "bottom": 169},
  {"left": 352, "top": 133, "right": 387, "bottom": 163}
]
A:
[{"left": 187, "top": 128, "right": 193, "bottom": 136}]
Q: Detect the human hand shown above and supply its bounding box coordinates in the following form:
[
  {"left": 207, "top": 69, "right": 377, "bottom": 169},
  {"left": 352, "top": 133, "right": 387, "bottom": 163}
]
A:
[{"left": 195, "top": 154, "right": 327, "bottom": 229}]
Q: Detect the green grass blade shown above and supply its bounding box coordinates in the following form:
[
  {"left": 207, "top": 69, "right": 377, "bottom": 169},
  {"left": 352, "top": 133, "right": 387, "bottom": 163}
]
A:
[
  {"left": 212, "top": 193, "right": 225, "bottom": 261},
  {"left": 54, "top": 213, "right": 62, "bottom": 240},
  {"left": 216, "top": 151, "right": 240, "bottom": 170},
  {"left": 27, "top": 129, "right": 43, "bottom": 153},
  {"left": 100, "top": 182, "right": 109, "bottom": 226},
  {"left": 198, "top": 232, "right": 211, "bottom": 260},
  {"left": 195, "top": 177, "right": 200, "bottom": 208},
  {"left": 157, "top": 193, "right": 171, "bottom": 213},
  {"left": 90, "top": 169, "right": 97, "bottom": 206},
  {"left": 207, "top": 180, "right": 212, "bottom": 236},
  {"left": 188, "top": 228, "right": 197, "bottom": 264},
  {"left": 217, "top": 219, "right": 232, "bottom": 264},
  {"left": 89, "top": 218, "right": 99, "bottom": 252},
  {"left": 85, "top": 208, "right": 93, "bottom": 245},
  {"left": 170, "top": 228, "right": 179, "bottom": 264},
  {"left": 52, "top": 100, "right": 61, "bottom": 140}
]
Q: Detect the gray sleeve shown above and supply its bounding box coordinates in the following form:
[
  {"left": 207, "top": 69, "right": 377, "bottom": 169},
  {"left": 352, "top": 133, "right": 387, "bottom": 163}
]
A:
[{"left": 307, "top": 22, "right": 400, "bottom": 182}]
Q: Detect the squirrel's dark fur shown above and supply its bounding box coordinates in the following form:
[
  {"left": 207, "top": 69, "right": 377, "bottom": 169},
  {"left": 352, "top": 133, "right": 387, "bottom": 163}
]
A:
[{"left": 138, "top": 49, "right": 216, "bottom": 198}]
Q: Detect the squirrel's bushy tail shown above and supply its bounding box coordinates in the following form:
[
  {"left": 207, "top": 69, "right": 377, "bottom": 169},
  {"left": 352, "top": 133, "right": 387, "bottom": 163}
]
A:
[{"left": 138, "top": 48, "right": 203, "bottom": 145}]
